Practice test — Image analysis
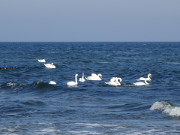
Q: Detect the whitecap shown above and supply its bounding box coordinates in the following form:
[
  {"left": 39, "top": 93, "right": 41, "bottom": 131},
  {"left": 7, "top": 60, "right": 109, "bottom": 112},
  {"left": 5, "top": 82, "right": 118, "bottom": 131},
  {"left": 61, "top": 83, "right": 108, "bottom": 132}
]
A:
[
  {"left": 99, "top": 61, "right": 109, "bottom": 64},
  {"left": 150, "top": 101, "right": 180, "bottom": 117},
  {"left": 36, "top": 127, "right": 61, "bottom": 135},
  {"left": 7, "top": 82, "right": 17, "bottom": 87},
  {"left": 167, "top": 62, "right": 180, "bottom": 65},
  {"left": 69, "top": 130, "right": 101, "bottom": 135},
  {"left": 75, "top": 123, "right": 117, "bottom": 128}
]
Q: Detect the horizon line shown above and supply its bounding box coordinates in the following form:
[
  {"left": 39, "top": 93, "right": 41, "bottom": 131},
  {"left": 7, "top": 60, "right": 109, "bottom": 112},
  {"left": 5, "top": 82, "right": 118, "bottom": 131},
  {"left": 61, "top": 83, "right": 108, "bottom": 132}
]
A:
[{"left": 0, "top": 41, "right": 180, "bottom": 43}]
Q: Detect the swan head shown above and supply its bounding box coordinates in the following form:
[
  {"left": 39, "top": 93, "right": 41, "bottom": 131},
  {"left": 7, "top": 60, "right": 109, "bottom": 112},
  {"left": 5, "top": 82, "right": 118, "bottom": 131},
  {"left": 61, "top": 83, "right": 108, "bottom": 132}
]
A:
[
  {"left": 75, "top": 74, "right": 78, "bottom": 77},
  {"left": 98, "top": 74, "right": 102, "bottom": 79},
  {"left": 148, "top": 73, "right": 152, "bottom": 78},
  {"left": 118, "top": 78, "right": 122, "bottom": 82},
  {"left": 148, "top": 73, "right": 152, "bottom": 82}
]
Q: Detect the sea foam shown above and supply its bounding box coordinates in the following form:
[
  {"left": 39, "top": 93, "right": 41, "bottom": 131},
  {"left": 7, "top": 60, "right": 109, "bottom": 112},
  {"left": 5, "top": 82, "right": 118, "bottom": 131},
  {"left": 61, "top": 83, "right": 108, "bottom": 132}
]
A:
[{"left": 150, "top": 101, "right": 180, "bottom": 117}]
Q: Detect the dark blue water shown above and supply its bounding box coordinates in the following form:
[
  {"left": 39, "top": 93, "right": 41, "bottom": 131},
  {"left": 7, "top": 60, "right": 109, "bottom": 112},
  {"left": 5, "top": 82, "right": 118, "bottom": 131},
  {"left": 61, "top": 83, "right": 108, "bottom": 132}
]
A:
[{"left": 0, "top": 42, "right": 180, "bottom": 135}]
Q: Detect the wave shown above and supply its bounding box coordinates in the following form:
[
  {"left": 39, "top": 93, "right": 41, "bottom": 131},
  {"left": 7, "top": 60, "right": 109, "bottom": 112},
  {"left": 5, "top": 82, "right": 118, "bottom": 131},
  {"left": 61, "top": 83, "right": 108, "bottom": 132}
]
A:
[
  {"left": 0, "top": 82, "right": 26, "bottom": 91},
  {"left": 167, "top": 62, "right": 180, "bottom": 65},
  {"left": 30, "top": 81, "right": 54, "bottom": 89},
  {"left": 0, "top": 81, "right": 57, "bottom": 92},
  {"left": 98, "top": 61, "right": 110, "bottom": 64},
  {"left": 150, "top": 101, "right": 180, "bottom": 117},
  {"left": 75, "top": 123, "right": 118, "bottom": 128}
]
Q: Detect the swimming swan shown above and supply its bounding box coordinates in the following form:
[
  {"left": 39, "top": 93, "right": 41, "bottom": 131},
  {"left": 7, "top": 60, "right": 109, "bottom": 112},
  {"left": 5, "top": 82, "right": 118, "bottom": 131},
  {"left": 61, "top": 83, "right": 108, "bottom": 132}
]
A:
[
  {"left": 49, "top": 81, "right": 56, "bottom": 85},
  {"left": 67, "top": 74, "right": 78, "bottom": 87},
  {"left": 79, "top": 72, "right": 85, "bottom": 82},
  {"left": 38, "top": 59, "right": 46, "bottom": 63},
  {"left": 44, "top": 63, "right": 56, "bottom": 69},
  {"left": 105, "top": 77, "right": 122, "bottom": 86},
  {"left": 137, "top": 73, "right": 152, "bottom": 82},
  {"left": 134, "top": 73, "right": 152, "bottom": 86},
  {"left": 86, "top": 73, "right": 102, "bottom": 80}
]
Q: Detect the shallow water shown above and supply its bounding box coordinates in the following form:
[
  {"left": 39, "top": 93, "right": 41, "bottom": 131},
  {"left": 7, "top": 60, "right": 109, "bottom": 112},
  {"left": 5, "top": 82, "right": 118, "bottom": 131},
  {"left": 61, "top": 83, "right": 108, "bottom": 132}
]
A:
[{"left": 0, "top": 42, "right": 180, "bottom": 135}]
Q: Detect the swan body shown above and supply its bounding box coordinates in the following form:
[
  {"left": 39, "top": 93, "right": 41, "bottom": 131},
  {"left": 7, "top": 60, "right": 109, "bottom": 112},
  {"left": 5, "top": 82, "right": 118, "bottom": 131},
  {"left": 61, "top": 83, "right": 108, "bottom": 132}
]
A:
[
  {"left": 38, "top": 59, "right": 46, "bottom": 63},
  {"left": 44, "top": 63, "right": 56, "bottom": 69},
  {"left": 79, "top": 73, "right": 85, "bottom": 82},
  {"left": 134, "top": 73, "right": 152, "bottom": 86},
  {"left": 49, "top": 81, "right": 56, "bottom": 85},
  {"left": 133, "top": 81, "right": 149, "bottom": 86},
  {"left": 86, "top": 73, "right": 102, "bottom": 80},
  {"left": 105, "top": 77, "right": 122, "bottom": 86},
  {"left": 67, "top": 74, "right": 78, "bottom": 87}
]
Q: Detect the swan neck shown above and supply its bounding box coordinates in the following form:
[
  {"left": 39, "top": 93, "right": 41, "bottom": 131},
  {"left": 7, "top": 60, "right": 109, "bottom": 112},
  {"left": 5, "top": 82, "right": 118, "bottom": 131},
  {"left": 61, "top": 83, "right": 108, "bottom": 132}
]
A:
[
  {"left": 145, "top": 80, "right": 149, "bottom": 85},
  {"left": 75, "top": 75, "right": 77, "bottom": 84}
]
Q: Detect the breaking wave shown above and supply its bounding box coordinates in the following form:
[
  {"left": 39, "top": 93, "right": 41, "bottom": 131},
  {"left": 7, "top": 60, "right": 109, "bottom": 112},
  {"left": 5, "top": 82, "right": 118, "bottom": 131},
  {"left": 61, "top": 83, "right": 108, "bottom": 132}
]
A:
[{"left": 150, "top": 101, "right": 180, "bottom": 117}]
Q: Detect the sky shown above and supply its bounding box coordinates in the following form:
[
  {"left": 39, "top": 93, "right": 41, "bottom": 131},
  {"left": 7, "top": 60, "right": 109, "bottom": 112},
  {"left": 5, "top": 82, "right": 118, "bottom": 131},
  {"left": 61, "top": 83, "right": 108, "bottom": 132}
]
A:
[{"left": 0, "top": 0, "right": 180, "bottom": 42}]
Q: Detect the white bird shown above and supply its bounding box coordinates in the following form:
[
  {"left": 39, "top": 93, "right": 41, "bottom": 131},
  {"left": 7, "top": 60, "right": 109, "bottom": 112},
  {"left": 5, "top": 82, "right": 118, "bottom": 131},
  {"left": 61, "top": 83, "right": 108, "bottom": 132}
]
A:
[
  {"left": 79, "top": 72, "right": 85, "bottom": 82},
  {"left": 86, "top": 73, "right": 102, "bottom": 81},
  {"left": 134, "top": 73, "right": 152, "bottom": 86},
  {"left": 49, "top": 81, "right": 56, "bottom": 85},
  {"left": 137, "top": 73, "right": 152, "bottom": 82},
  {"left": 67, "top": 74, "right": 78, "bottom": 87},
  {"left": 105, "top": 77, "right": 122, "bottom": 86},
  {"left": 44, "top": 63, "right": 56, "bottom": 69},
  {"left": 38, "top": 59, "right": 46, "bottom": 63}
]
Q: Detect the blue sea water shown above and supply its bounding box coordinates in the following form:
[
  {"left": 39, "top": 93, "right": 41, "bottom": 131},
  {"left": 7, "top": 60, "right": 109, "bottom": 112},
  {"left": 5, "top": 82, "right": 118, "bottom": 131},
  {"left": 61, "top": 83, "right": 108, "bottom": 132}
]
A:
[{"left": 0, "top": 42, "right": 180, "bottom": 135}]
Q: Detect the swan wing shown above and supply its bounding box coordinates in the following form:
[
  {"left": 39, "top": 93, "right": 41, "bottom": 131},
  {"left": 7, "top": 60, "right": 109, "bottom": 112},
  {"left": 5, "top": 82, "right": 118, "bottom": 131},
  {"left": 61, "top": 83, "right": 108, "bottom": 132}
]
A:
[
  {"left": 67, "top": 81, "right": 77, "bottom": 86},
  {"left": 106, "top": 81, "right": 120, "bottom": 86},
  {"left": 137, "top": 77, "right": 146, "bottom": 81},
  {"left": 91, "top": 73, "right": 98, "bottom": 77},
  {"left": 44, "top": 64, "right": 56, "bottom": 69},
  {"left": 49, "top": 81, "right": 56, "bottom": 85},
  {"left": 134, "top": 82, "right": 146, "bottom": 86},
  {"left": 79, "top": 78, "right": 85, "bottom": 82},
  {"left": 86, "top": 74, "right": 101, "bottom": 80},
  {"left": 38, "top": 59, "right": 46, "bottom": 62}
]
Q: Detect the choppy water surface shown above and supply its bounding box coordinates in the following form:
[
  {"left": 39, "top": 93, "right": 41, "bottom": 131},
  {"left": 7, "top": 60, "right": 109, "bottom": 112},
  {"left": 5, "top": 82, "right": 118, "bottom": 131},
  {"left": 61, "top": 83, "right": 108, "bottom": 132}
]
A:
[{"left": 0, "top": 42, "right": 180, "bottom": 135}]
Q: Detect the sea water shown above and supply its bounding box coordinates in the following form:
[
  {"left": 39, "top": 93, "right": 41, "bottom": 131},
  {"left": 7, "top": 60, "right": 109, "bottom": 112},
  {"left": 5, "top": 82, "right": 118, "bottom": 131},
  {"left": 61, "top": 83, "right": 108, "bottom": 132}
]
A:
[{"left": 0, "top": 42, "right": 180, "bottom": 135}]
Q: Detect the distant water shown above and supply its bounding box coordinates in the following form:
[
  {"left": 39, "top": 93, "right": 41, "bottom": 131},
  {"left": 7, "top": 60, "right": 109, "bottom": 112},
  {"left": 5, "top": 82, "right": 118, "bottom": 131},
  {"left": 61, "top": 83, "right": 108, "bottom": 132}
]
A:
[{"left": 0, "top": 42, "right": 180, "bottom": 135}]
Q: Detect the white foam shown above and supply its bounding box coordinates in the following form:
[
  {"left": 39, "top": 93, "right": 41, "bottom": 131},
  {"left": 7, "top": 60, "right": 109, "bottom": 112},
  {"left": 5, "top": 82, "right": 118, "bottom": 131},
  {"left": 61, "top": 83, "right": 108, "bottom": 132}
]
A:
[
  {"left": 7, "top": 82, "right": 17, "bottom": 87},
  {"left": 150, "top": 101, "right": 171, "bottom": 111},
  {"left": 150, "top": 101, "right": 180, "bottom": 117},
  {"left": 167, "top": 62, "right": 180, "bottom": 65},
  {"left": 76, "top": 123, "right": 117, "bottom": 127},
  {"left": 41, "top": 128, "right": 59, "bottom": 133},
  {"left": 164, "top": 106, "right": 180, "bottom": 116},
  {"left": 69, "top": 130, "right": 101, "bottom": 135},
  {"left": 99, "top": 61, "right": 109, "bottom": 64},
  {"left": 36, "top": 127, "right": 60, "bottom": 135},
  {"left": 128, "top": 129, "right": 162, "bottom": 135}
]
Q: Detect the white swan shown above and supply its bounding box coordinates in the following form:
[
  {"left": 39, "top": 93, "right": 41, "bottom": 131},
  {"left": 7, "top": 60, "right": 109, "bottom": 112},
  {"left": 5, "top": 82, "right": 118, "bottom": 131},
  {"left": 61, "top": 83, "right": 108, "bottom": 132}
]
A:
[
  {"left": 44, "top": 63, "right": 56, "bottom": 69},
  {"left": 49, "top": 81, "right": 56, "bottom": 85},
  {"left": 38, "top": 59, "right": 46, "bottom": 63},
  {"left": 79, "top": 72, "right": 85, "bottom": 82},
  {"left": 137, "top": 73, "right": 152, "bottom": 82},
  {"left": 67, "top": 74, "right": 78, "bottom": 87},
  {"left": 105, "top": 77, "right": 122, "bottom": 86},
  {"left": 86, "top": 73, "right": 102, "bottom": 81},
  {"left": 134, "top": 73, "right": 152, "bottom": 86}
]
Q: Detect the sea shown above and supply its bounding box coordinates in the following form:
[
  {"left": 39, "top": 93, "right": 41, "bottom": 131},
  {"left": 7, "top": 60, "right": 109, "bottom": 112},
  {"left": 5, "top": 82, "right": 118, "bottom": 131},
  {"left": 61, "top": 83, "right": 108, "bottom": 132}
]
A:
[{"left": 0, "top": 42, "right": 180, "bottom": 135}]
